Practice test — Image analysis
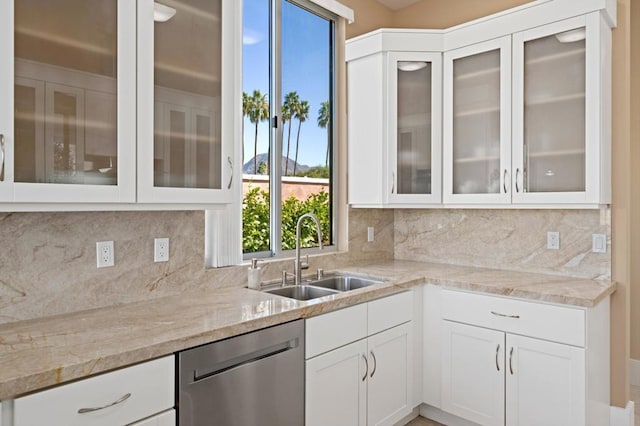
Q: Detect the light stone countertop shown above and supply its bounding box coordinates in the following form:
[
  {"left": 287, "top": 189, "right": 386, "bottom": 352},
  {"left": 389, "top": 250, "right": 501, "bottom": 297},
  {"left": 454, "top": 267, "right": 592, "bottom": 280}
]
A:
[{"left": 0, "top": 260, "right": 615, "bottom": 400}]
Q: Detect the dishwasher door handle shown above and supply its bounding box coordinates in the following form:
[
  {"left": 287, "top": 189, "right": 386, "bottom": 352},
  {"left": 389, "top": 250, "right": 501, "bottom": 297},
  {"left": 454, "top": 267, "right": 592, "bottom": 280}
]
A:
[{"left": 192, "top": 338, "right": 299, "bottom": 382}]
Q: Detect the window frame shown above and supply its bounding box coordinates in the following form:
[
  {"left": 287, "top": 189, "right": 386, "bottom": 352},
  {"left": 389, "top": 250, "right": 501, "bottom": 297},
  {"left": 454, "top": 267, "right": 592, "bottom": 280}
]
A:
[{"left": 243, "top": 0, "right": 338, "bottom": 260}]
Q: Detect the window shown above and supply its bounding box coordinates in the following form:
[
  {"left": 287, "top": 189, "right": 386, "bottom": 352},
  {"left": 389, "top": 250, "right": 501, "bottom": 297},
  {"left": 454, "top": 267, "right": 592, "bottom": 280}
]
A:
[{"left": 242, "top": 0, "right": 335, "bottom": 256}]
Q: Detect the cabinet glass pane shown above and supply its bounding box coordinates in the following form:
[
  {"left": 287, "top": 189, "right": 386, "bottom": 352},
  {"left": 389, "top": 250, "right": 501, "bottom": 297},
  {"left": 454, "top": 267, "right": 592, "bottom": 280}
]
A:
[
  {"left": 397, "top": 61, "right": 432, "bottom": 195},
  {"left": 14, "top": 0, "right": 118, "bottom": 185},
  {"left": 154, "top": 0, "right": 222, "bottom": 189},
  {"left": 452, "top": 49, "right": 500, "bottom": 194},
  {"left": 523, "top": 29, "right": 586, "bottom": 193}
]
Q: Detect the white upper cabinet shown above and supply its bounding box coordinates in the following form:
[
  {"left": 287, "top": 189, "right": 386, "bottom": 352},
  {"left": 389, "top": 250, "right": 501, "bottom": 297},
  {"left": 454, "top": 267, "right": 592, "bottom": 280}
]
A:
[
  {"left": 137, "top": 0, "right": 239, "bottom": 204},
  {"left": 511, "top": 14, "right": 610, "bottom": 205},
  {"left": 387, "top": 52, "right": 442, "bottom": 205},
  {"left": 0, "top": 0, "right": 136, "bottom": 204},
  {"left": 347, "top": 1, "right": 614, "bottom": 209},
  {"left": 347, "top": 31, "right": 442, "bottom": 207},
  {"left": 0, "top": 0, "right": 240, "bottom": 209},
  {"left": 443, "top": 37, "right": 511, "bottom": 204}
]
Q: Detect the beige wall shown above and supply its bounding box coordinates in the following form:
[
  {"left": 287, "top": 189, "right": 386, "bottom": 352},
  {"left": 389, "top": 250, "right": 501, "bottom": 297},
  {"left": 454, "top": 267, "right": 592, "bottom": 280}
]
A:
[
  {"left": 344, "top": 0, "right": 394, "bottom": 39},
  {"left": 342, "top": 0, "right": 632, "bottom": 407},
  {"left": 629, "top": 0, "right": 640, "bottom": 363},
  {"left": 611, "top": 0, "right": 632, "bottom": 407},
  {"left": 391, "top": 0, "right": 531, "bottom": 29}
]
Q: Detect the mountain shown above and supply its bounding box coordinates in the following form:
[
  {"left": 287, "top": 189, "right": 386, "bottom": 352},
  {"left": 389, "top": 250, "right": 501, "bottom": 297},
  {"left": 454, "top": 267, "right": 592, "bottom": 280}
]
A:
[{"left": 243, "top": 153, "right": 310, "bottom": 174}]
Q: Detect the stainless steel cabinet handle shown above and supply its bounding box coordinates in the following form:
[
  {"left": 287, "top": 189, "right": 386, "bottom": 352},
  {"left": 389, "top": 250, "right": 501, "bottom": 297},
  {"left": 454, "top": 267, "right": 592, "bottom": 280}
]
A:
[
  {"left": 509, "top": 347, "right": 514, "bottom": 375},
  {"left": 515, "top": 168, "right": 520, "bottom": 193},
  {"left": 0, "top": 134, "right": 5, "bottom": 182},
  {"left": 362, "top": 354, "right": 368, "bottom": 381},
  {"left": 391, "top": 172, "right": 395, "bottom": 194},
  {"left": 491, "top": 311, "right": 520, "bottom": 319},
  {"left": 495, "top": 344, "right": 500, "bottom": 371},
  {"left": 78, "top": 393, "right": 131, "bottom": 414},
  {"left": 370, "top": 350, "right": 377, "bottom": 378},
  {"left": 227, "top": 156, "right": 233, "bottom": 189},
  {"left": 503, "top": 169, "right": 508, "bottom": 193}
]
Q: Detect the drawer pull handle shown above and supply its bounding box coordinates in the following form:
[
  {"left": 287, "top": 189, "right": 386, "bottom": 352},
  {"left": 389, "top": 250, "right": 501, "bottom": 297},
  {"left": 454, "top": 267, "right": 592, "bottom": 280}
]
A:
[
  {"left": 495, "top": 344, "right": 500, "bottom": 371},
  {"left": 370, "top": 350, "right": 377, "bottom": 378},
  {"left": 77, "top": 393, "right": 131, "bottom": 414},
  {"left": 362, "top": 354, "right": 368, "bottom": 381},
  {"left": 491, "top": 311, "right": 520, "bottom": 319},
  {"left": 509, "top": 347, "right": 514, "bottom": 375}
]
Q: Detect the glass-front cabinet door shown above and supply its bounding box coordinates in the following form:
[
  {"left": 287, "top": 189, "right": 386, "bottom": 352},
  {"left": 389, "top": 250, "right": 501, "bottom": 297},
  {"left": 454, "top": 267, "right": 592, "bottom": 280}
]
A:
[
  {"left": 512, "top": 15, "right": 605, "bottom": 204},
  {"left": 137, "top": 0, "right": 239, "bottom": 204},
  {"left": 443, "top": 36, "right": 511, "bottom": 204},
  {"left": 0, "top": 0, "right": 136, "bottom": 203},
  {"left": 387, "top": 52, "right": 442, "bottom": 204}
]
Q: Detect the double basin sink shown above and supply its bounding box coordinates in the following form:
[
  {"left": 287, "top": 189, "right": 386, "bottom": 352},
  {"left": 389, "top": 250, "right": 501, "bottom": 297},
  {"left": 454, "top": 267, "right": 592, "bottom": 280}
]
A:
[{"left": 263, "top": 274, "right": 385, "bottom": 301}]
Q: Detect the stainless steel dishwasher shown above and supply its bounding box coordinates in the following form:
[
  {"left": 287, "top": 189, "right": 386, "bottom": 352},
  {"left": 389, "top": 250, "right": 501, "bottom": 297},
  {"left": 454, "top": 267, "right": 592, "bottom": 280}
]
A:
[{"left": 177, "top": 319, "right": 304, "bottom": 426}]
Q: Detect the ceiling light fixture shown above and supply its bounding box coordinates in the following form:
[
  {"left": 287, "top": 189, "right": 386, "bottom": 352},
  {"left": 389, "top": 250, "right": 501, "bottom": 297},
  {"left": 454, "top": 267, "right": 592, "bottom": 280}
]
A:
[
  {"left": 397, "top": 61, "right": 427, "bottom": 72},
  {"left": 555, "top": 28, "right": 586, "bottom": 43},
  {"left": 154, "top": 2, "right": 177, "bottom": 22}
]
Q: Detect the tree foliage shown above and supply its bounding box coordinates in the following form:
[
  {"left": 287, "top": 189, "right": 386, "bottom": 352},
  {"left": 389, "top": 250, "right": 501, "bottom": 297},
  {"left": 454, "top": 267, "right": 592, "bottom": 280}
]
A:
[
  {"left": 243, "top": 187, "right": 330, "bottom": 253},
  {"left": 294, "top": 165, "right": 329, "bottom": 179}
]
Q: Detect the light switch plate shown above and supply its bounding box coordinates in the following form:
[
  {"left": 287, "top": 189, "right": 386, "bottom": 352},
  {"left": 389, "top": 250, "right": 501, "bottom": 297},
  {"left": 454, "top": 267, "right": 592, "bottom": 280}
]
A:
[
  {"left": 592, "top": 234, "right": 607, "bottom": 253},
  {"left": 367, "top": 227, "right": 374, "bottom": 242}
]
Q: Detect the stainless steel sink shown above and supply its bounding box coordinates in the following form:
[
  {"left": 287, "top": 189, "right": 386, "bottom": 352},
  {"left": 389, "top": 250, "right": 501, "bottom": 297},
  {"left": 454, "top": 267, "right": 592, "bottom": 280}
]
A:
[
  {"left": 263, "top": 285, "right": 339, "bottom": 301},
  {"left": 310, "top": 275, "right": 384, "bottom": 291},
  {"left": 261, "top": 273, "right": 385, "bottom": 302}
]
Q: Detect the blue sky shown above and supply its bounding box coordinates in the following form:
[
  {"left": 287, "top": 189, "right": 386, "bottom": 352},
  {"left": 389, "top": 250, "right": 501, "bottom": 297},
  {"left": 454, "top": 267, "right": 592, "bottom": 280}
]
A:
[{"left": 243, "top": 0, "right": 331, "bottom": 169}]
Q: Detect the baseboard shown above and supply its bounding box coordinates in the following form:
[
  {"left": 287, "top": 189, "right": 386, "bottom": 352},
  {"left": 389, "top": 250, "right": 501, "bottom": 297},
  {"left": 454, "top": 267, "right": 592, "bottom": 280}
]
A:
[
  {"left": 630, "top": 358, "right": 640, "bottom": 387},
  {"left": 419, "top": 404, "right": 480, "bottom": 426},
  {"left": 394, "top": 407, "right": 420, "bottom": 426},
  {"left": 610, "top": 400, "right": 635, "bottom": 426}
]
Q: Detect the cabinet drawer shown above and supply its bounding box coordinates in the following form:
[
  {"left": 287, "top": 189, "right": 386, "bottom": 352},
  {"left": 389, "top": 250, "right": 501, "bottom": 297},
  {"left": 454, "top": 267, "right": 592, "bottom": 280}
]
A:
[
  {"left": 306, "top": 303, "right": 367, "bottom": 359},
  {"left": 442, "top": 290, "right": 585, "bottom": 347},
  {"left": 14, "top": 356, "right": 174, "bottom": 426},
  {"left": 368, "top": 291, "right": 413, "bottom": 335}
]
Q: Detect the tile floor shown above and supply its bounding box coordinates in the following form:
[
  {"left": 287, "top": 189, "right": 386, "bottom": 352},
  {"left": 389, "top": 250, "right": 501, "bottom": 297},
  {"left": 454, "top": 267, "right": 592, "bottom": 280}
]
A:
[{"left": 408, "top": 385, "right": 640, "bottom": 426}]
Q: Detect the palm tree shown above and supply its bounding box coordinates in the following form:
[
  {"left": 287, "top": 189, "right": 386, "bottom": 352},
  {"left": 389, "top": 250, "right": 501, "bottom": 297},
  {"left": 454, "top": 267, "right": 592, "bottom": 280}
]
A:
[
  {"left": 293, "top": 100, "right": 310, "bottom": 175},
  {"left": 248, "top": 90, "right": 269, "bottom": 174},
  {"left": 242, "top": 92, "right": 250, "bottom": 164},
  {"left": 282, "top": 92, "right": 299, "bottom": 176},
  {"left": 317, "top": 101, "right": 330, "bottom": 167}
]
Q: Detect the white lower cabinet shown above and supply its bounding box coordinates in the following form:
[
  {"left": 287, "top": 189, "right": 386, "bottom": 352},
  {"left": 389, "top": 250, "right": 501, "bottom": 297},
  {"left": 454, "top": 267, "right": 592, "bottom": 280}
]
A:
[
  {"left": 306, "top": 339, "right": 368, "bottom": 426},
  {"left": 432, "top": 288, "right": 609, "bottom": 426},
  {"left": 129, "top": 409, "right": 175, "bottom": 426},
  {"left": 305, "top": 291, "right": 414, "bottom": 426},
  {"left": 366, "top": 323, "right": 412, "bottom": 426},
  {"left": 506, "top": 334, "right": 585, "bottom": 426},
  {"left": 13, "top": 356, "right": 174, "bottom": 426},
  {"left": 441, "top": 321, "right": 505, "bottom": 426},
  {"left": 441, "top": 321, "right": 585, "bottom": 426}
]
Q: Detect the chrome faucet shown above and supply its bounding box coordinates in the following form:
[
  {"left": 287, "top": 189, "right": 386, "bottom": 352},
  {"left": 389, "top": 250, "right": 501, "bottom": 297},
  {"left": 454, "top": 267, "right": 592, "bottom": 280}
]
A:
[{"left": 294, "top": 213, "right": 323, "bottom": 285}]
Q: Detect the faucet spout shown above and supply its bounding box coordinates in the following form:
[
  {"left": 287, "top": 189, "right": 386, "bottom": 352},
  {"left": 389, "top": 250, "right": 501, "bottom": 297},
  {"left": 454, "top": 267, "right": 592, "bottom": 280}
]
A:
[{"left": 294, "top": 213, "right": 324, "bottom": 285}]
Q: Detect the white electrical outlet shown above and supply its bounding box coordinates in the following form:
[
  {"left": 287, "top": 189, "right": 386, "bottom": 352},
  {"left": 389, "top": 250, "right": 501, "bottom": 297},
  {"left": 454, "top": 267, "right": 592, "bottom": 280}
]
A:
[
  {"left": 96, "top": 241, "right": 114, "bottom": 268},
  {"left": 367, "top": 227, "right": 375, "bottom": 242},
  {"left": 592, "top": 234, "right": 607, "bottom": 253},
  {"left": 547, "top": 231, "right": 560, "bottom": 250},
  {"left": 154, "top": 238, "right": 169, "bottom": 262}
]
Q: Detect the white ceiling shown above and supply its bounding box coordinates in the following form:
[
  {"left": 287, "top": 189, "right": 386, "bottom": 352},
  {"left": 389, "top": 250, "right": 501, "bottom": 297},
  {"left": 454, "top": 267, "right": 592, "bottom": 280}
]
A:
[{"left": 375, "top": 0, "right": 422, "bottom": 10}]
